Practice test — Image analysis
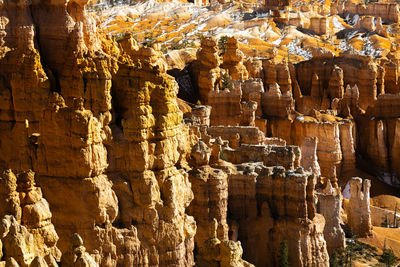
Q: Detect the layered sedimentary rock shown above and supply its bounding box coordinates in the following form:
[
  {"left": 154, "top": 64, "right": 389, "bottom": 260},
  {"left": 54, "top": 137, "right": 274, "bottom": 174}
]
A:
[
  {"left": 180, "top": 25, "right": 400, "bottom": 263},
  {"left": 244, "top": 58, "right": 264, "bottom": 80},
  {"left": 292, "top": 119, "right": 343, "bottom": 184},
  {"left": 268, "top": 115, "right": 357, "bottom": 185},
  {"left": 261, "top": 83, "right": 295, "bottom": 118},
  {"left": 264, "top": 0, "right": 289, "bottom": 10},
  {"left": 309, "top": 17, "right": 328, "bottom": 35},
  {"left": 34, "top": 92, "right": 124, "bottom": 265},
  {"left": 186, "top": 141, "right": 229, "bottom": 247},
  {"left": 7, "top": 0, "right": 400, "bottom": 265},
  {"left": 336, "top": 1, "right": 400, "bottom": 23},
  {"left": 109, "top": 38, "right": 197, "bottom": 266},
  {"left": 192, "top": 38, "right": 264, "bottom": 128},
  {"left": 195, "top": 219, "right": 254, "bottom": 267},
  {"left": 0, "top": 169, "right": 60, "bottom": 266},
  {"left": 328, "top": 65, "right": 344, "bottom": 100},
  {"left": 61, "top": 233, "right": 98, "bottom": 267},
  {"left": 346, "top": 178, "right": 373, "bottom": 237},
  {"left": 296, "top": 53, "right": 378, "bottom": 111},
  {"left": 339, "top": 121, "right": 356, "bottom": 175},
  {"left": 241, "top": 79, "right": 264, "bottom": 118},
  {"left": 0, "top": 0, "right": 197, "bottom": 266},
  {"left": 221, "top": 37, "right": 248, "bottom": 81},
  {"left": 262, "top": 60, "right": 292, "bottom": 95},
  {"left": 1, "top": 215, "right": 37, "bottom": 267},
  {"left": 317, "top": 181, "right": 345, "bottom": 255},
  {"left": 208, "top": 126, "right": 266, "bottom": 147},
  {"left": 221, "top": 144, "right": 301, "bottom": 170},
  {"left": 300, "top": 137, "right": 321, "bottom": 177},
  {"left": 228, "top": 164, "right": 329, "bottom": 267},
  {"left": 191, "top": 37, "right": 221, "bottom": 103},
  {"left": 0, "top": 0, "right": 50, "bottom": 172},
  {"left": 207, "top": 80, "right": 243, "bottom": 126}
]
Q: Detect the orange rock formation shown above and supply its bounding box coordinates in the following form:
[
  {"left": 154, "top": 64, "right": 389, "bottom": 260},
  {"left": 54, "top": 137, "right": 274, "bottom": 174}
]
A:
[{"left": 3, "top": 0, "right": 400, "bottom": 266}]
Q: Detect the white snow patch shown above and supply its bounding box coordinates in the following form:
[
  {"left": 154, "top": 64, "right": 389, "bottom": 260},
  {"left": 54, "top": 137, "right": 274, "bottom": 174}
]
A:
[
  {"left": 342, "top": 181, "right": 351, "bottom": 199},
  {"left": 339, "top": 40, "right": 352, "bottom": 52},
  {"left": 361, "top": 37, "right": 382, "bottom": 57},
  {"left": 333, "top": 17, "right": 345, "bottom": 30},
  {"left": 381, "top": 173, "right": 393, "bottom": 185},
  {"left": 285, "top": 39, "right": 312, "bottom": 60},
  {"left": 271, "top": 36, "right": 282, "bottom": 45}
]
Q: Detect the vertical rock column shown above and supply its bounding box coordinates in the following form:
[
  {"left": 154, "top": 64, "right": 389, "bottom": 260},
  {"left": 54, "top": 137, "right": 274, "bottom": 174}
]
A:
[
  {"left": 339, "top": 121, "right": 356, "bottom": 176},
  {"left": 0, "top": 0, "right": 51, "bottom": 172},
  {"left": 35, "top": 95, "right": 119, "bottom": 261},
  {"left": 328, "top": 65, "right": 344, "bottom": 99},
  {"left": 228, "top": 164, "right": 329, "bottom": 267},
  {"left": 221, "top": 37, "right": 248, "bottom": 80},
  {"left": 112, "top": 40, "right": 196, "bottom": 266},
  {"left": 0, "top": 169, "right": 60, "bottom": 266},
  {"left": 192, "top": 37, "right": 221, "bottom": 103},
  {"left": 348, "top": 177, "right": 373, "bottom": 237},
  {"left": 317, "top": 181, "right": 345, "bottom": 255},
  {"left": 186, "top": 141, "right": 229, "bottom": 247}
]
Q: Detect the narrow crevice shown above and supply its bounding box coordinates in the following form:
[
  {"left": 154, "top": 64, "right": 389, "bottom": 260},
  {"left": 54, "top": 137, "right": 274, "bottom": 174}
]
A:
[{"left": 29, "top": 4, "right": 62, "bottom": 93}]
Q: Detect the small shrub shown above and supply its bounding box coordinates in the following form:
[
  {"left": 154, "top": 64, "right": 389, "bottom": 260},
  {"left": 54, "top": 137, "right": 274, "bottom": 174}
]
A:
[
  {"left": 218, "top": 35, "right": 228, "bottom": 56},
  {"left": 381, "top": 216, "right": 389, "bottom": 228},
  {"left": 220, "top": 71, "right": 232, "bottom": 91},
  {"left": 169, "top": 39, "right": 195, "bottom": 50},
  {"left": 330, "top": 251, "right": 339, "bottom": 267},
  {"left": 336, "top": 237, "right": 379, "bottom": 266},
  {"left": 142, "top": 32, "right": 158, "bottom": 47}
]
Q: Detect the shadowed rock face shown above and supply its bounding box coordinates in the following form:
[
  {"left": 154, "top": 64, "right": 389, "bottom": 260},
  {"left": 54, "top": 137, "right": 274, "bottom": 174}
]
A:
[{"left": 226, "top": 164, "right": 329, "bottom": 267}]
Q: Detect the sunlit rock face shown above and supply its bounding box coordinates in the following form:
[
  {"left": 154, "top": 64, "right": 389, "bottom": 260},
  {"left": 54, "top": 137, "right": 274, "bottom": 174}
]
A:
[
  {"left": 4, "top": 0, "right": 400, "bottom": 265},
  {"left": 0, "top": 1, "right": 197, "bottom": 266}
]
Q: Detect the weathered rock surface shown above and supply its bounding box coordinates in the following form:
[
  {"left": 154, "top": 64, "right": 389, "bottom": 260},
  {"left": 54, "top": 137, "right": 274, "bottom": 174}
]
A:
[
  {"left": 191, "top": 37, "right": 221, "bottom": 103},
  {"left": 186, "top": 141, "right": 229, "bottom": 247},
  {"left": 0, "top": 170, "right": 60, "bottom": 266},
  {"left": 317, "top": 181, "right": 345, "bottom": 255},
  {"left": 195, "top": 219, "right": 254, "bottom": 267},
  {"left": 227, "top": 164, "right": 329, "bottom": 267},
  {"left": 5, "top": 0, "right": 400, "bottom": 265},
  {"left": 345, "top": 177, "right": 373, "bottom": 238},
  {"left": 221, "top": 37, "right": 248, "bottom": 81},
  {"left": 61, "top": 233, "right": 99, "bottom": 267},
  {"left": 0, "top": 0, "right": 196, "bottom": 266}
]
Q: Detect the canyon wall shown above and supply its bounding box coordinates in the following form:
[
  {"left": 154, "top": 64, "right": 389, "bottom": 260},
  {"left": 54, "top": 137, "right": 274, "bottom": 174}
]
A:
[
  {"left": 190, "top": 46, "right": 400, "bottom": 186},
  {"left": 4, "top": 0, "right": 400, "bottom": 265},
  {"left": 0, "top": 0, "right": 199, "bottom": 265}
]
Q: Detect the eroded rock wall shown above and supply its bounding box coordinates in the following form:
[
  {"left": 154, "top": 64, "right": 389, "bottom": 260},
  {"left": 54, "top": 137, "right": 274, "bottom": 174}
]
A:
[
  {"left": 228, "top": 164, "right": 329, "bottom": 267},
  {"left": 0, "top": 1, "right": 197, "bottom": 266}
]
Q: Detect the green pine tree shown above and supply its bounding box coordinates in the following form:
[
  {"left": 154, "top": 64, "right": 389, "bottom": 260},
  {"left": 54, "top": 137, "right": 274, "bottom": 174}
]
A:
[
  {"left": 330, "top": 251, "right": 339, "bottom": 267},
  {"left": 218, "top": 36, "right": 228, "bottom": 56},
  {"left": 221, "top": 71, "right": 232, "bottom": 91},
  {"left": 380, "top": 247, "right": 398, "bottom": 267},
  {"left": 381, "top": 215, "right": 389, "bottom": 227},
  {"left": 278, "top": 240, "right": 289, "bottom": 267}
]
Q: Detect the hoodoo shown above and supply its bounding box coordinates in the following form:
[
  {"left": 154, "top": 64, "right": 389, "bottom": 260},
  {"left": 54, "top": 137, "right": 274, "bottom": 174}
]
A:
[{"left": 2, "top": 0, "right": 400, "bottom": 265}]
